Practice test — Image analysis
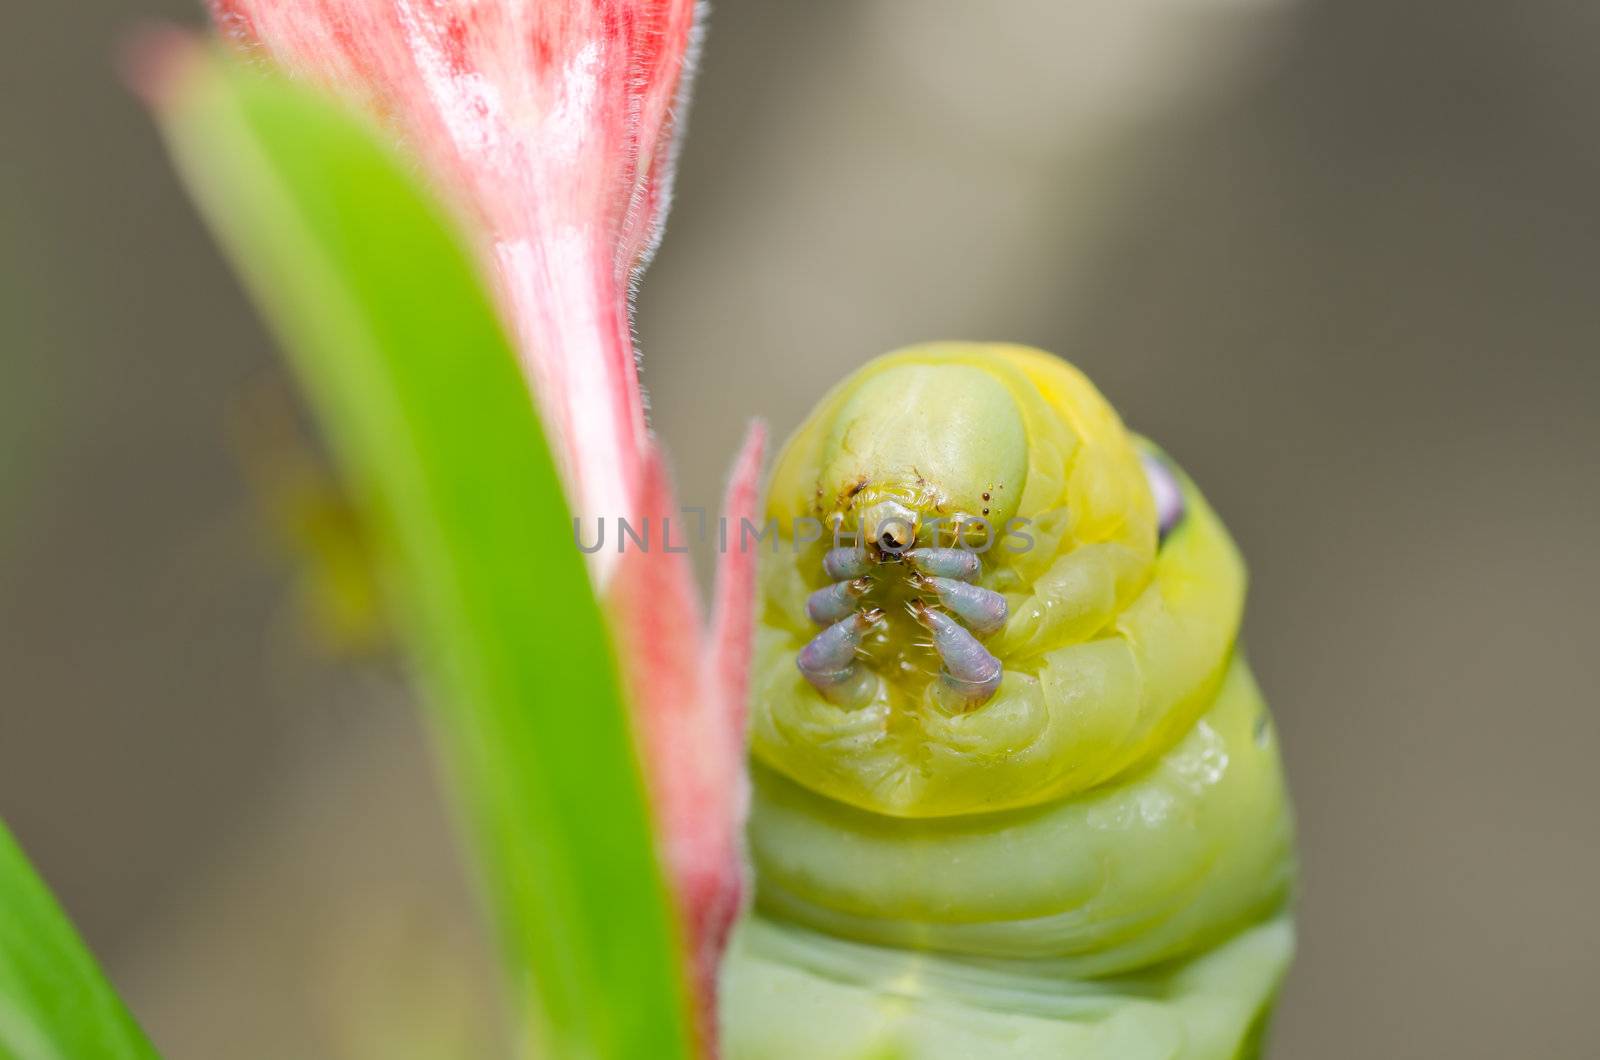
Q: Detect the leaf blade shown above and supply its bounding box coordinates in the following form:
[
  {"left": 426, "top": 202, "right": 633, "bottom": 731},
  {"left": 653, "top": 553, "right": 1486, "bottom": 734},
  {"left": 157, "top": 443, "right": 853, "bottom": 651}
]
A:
[
  {"left": 148, "top": 42, "right": 693, "bottom": 1058},
  {"left": 0, "top": 822, "right": 158, "bottom": 1060}
]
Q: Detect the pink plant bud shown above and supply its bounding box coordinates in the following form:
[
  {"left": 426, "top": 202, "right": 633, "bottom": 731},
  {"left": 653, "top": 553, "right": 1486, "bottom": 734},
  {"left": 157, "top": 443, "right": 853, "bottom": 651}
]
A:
[
  {"left": 201, "top": 3, "right": 758, "bottom": 1050},
  {"left": 606, "top": 423, "right": 764, "bottom": 1052},
  {"left": 209, "top": 0, "right": 699, "bottom": 556}
]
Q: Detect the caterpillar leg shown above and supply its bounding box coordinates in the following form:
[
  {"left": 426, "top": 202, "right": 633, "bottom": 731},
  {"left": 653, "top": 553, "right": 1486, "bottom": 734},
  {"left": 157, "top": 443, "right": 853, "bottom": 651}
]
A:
[
  {"left": 822, "top": 547, "right": 871, "bottom": 580},
  {"left": 905, "top": 547, "right": 981, "bottom": 581},
  {"left": 911, "top": 574, "right": 1008, "bottom": 636},
  {"left": 805, "top": 578, "right": 872, "bottom": 625},
  {"left": 910, "top": 600, "right": 1002, "bottom": 707},
  {"left": 797, "top": 610, "right": 882, "bottom": 705}
]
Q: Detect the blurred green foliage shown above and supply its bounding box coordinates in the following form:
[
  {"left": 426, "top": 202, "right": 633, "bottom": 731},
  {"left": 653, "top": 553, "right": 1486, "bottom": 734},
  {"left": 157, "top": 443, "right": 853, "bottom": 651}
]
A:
[
  {"left": 149, "top": 45, "right": 692, "bottom": 1058},
  {"left": 0, "top": 822, "right": 156, "bottom": 1060}
]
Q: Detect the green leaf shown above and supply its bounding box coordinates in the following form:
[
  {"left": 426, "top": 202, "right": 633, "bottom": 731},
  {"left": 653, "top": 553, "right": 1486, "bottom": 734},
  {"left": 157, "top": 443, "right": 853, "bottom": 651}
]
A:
[
  {"left": 149, "top": 44, "right": 692, "bottom": 1059},
  {"left": 0, "top": 822, "right": 157, "bottom": 1060}
]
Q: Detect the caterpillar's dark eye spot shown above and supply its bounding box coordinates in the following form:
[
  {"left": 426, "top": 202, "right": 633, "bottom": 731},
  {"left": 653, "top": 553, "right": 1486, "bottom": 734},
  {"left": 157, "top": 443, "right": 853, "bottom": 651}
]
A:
[{"left": 1141, "top": 452, "right": 1186, "bottom": 543}]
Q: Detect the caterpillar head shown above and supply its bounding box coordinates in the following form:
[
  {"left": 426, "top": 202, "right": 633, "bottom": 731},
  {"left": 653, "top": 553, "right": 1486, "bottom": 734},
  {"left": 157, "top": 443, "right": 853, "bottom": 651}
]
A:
[
  {"left": 808, "top": 359, "right": 1029, "bottom": 555},
  {"left": 754, "top": 343, "right": 1241, "bottom": 818}
]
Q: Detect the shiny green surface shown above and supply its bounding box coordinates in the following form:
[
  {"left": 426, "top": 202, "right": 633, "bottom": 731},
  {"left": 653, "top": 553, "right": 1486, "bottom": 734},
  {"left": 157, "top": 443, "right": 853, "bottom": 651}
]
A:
[
  {"left": 751, "top": 656, "right": 1291, "bottom": 971},
  {"left": 723, "top": 913, "right": 1291, "bottom": 1060}
]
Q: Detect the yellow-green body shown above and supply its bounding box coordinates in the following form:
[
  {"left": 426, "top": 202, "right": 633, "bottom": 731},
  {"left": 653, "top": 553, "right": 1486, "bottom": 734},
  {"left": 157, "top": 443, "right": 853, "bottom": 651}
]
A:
[{"left": 723, "top": 344, "right": 1295, "bottom": 1058}]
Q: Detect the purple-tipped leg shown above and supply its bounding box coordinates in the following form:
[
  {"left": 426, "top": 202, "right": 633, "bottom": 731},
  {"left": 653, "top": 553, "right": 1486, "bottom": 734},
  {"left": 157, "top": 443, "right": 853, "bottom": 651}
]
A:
[
  {"left": 798, "top": 609, "right": 883, "bottom": 705},
  {"left": 806, "top": 577, "right": 872, "bottom": 625},
  {"left": 913, "top": 575, "right": 1008, "bottom": 636},
  {"left": 823, "top": 547, "right": 871, "bottom": 580},
  {"left": 905, "top": 547, "right": 981, "bottom": 581},
  {"left": 911, "top": 601, "right": 1003, "bottom": 708}
]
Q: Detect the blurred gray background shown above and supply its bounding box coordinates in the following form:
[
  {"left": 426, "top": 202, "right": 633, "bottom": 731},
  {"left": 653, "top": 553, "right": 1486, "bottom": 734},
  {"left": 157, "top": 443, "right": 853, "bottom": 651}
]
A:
[{"left": 3, "top": 0, "right": 1598, "bottom": 1056}]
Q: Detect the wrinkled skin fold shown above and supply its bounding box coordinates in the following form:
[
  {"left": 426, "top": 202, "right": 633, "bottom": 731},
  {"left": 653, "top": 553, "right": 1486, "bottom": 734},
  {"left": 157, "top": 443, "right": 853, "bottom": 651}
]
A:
[{"left": 725, "top": 344, "right": 1295, "bottom": 1058}]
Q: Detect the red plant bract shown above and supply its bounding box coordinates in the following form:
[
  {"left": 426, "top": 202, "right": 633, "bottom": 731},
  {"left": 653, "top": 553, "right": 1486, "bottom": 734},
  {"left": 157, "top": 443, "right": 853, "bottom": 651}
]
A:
[
  {"left": 205, "top": 0, "right": 759, "bottom": 1050},
  {"left": 210, "top": 0, "right": 695, "bottom": 537}
]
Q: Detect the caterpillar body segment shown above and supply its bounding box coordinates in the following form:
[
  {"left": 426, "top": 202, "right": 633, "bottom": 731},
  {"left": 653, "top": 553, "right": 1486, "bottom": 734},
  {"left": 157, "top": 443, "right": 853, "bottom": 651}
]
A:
[{"left": 728, "top": 344, "right": 1295, "bottom": 1059}]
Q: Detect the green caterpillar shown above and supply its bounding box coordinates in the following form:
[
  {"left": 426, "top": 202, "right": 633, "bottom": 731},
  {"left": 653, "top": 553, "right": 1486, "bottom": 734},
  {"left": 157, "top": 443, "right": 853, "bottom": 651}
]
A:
[{"left": 723, "top": 343, "right": 1296, "bottom": 1059}]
